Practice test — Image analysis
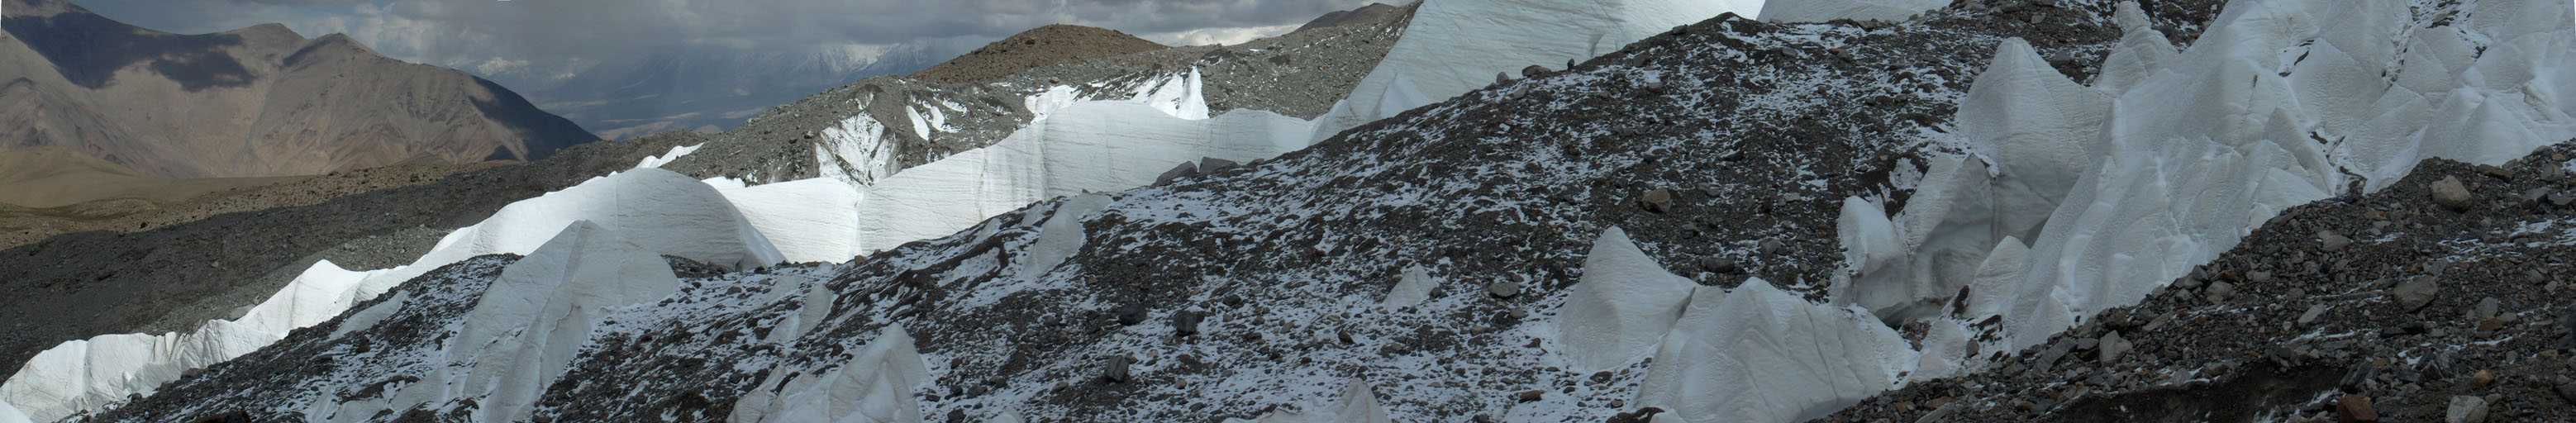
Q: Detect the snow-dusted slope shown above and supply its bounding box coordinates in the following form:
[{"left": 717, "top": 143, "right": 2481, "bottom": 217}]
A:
[
  {"left": 1310, "top": 0, "right": 1764, "bottom": 140},
  {"left": 1837, "top": 0, "right": 2576, "bottom": 357},
  {"left": 1758, "top": 0, "right": 1946, "bottom": 23}
]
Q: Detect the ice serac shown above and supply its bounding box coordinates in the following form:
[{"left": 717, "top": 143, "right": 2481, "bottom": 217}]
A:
[
  {"left": 1311, "top": 0, "right": 1762, "bottom": 140},
  {"left": 853, "top": 102, "right": 1313, "bottom": 254},
  {"left": 0, "top": 261, "right": 401, "bottom": 422},
  {"left": 635, "top": 144, "right": 703, "bottom": 169},
  {"left": 1555, "top": 227, "right": 1699, "bottom": 373},
  {"left": 450, "top": 221, "right": 683, "bottom": 422},
  {"left": 0, "top": 400, "right": 26, "bottom": 423},
  {"left": 1757, "top": 0, "right": 1947, "bottom": 23},
  {"left": 1381, "top": 265, "right": 1437, "bottom": 310},
  {"left": 1853, "top": 0, "right": 2576, "bottom": 350},
  {"left": 717, "top": 178, "right": 865, "bottom": 263},
  {"left": 1837, "top": 37, "right": 2108, "bottom": 321},
  {"left": 423, "top": 168, "right": 784, "bottom": 273},
  {"left": 1633, "top": 279, "right": 1917, "bottom": 423},
  {"left": 731, "top": 326, "right": 931, "bottom": 423},
  {"left": 1021, "top": 193, "right": 1116, "bottom": 278},
  {"left": 1218, "top": 379, "right": 1392, "bottom": 423}
]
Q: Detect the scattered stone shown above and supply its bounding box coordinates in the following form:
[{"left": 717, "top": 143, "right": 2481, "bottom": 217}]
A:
[
  {"left": 1638, "top": 188, "right": 1674, "bottom": 213},
  {"left": 1116, "top": 304, "right": 1149, "bottom": 326},
  {"left": 2299, "top": 304, "right": 2331, "bottom": 326},
  {"left": 1759, "top": 238, "right": 1787, "bottom": 256},
  {"left": 2337, "top": 395, "right": 2378, "bottom": 422},
  {"left": 1487, "top": 279, "right": 1522, "bottom": 298},
  {"left": 2318, "top": 231, "right": 2353, "bottom": 251},
  {"left": 1198, "top": 157, "right": 1240, "bottom": 173},
  {"left": 1497, "top": 72, "right": 1512, "bottom": 84},
  {"left": 1698, "top": 255, "right": 1739, "bottom": 273},
  {"left": 2205, "top": 281, "right": 2237, "bottom": 303},
  {"left": 1516, "top": 389, "right": 1545, "bottom": 402},
  {"left": 2472, "top": 369, "right": 2494, "bottom": 389},
  {"left": 946, "top": 408, "right": 968, "bottom": 423},
  {"left": 2392, "top": 277, "right": 2440, "bottom": 312},
  {"left": 2431, "top": 176, "right": 2474, "bottom": 212},
  {"left": 2472, "top": 297, "right": 2500, "bottom": 321},
  {"left": 1102, "top": 355, "right": 1134, "bottom": 383},
  {"left": 1153, "top": 161, "right": 1200, "bottom": 186},
  {"left": 2097, "top": 331, "right": 2131, "bottom": 364},
  {"left": 1522, "top": 65, "right": 1550, "bottom": 78},
  {"left": 2556, "top": 380, "right": 2576, "bottom": 404},
  {"left": 1170, "top": 311, "right": 1203, "bottom": 337},
  {"left": 2445, "top": 396, "right": 2488, "bottom": 423}
]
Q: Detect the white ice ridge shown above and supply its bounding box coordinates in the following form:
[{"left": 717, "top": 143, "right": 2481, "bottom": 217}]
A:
[
  {"left": 1757, "top": 0, "right": 1947, "bottom": 23},
  {"left": 1834, "top": 0, "right": 2576, "bottom": 353},
  {"left": 731, "top": 326, "right": 931, "bottom": 423},
  {"left": 1, "top": 169, "right": 788, "bottom": 421},
  {"left": 851, "top": 102, "right": 1314, "bottom": 254},
  {"left": 1554, "top": 228, "right": 1915, "bottom": 423},
  {"left": 0, "top": 260, "right": 398, "bottom": 422},
  {"left": 1632, "top": 279, "right": 1917, "bottom": 423},
  {"left": 716, "top": 178, "right": 864, "bottom": 263},
  {"left": 306, "top": 222, "right": 688, "bottom": 422},
  {"left": 1555, "top": 226, "right": 1697, "bottom": 373},
  {"left": 634, "top": 143, "right": 703, "bottom": 169},
  {"left": 1310, "top": 0, "right": 1764, "bottom": 141},
  {"left": 455, "top": 222, "right": 683, "bottom": 421},
  {"left": 1380, "top": 265, "right": 1438, "bottom": 310}
]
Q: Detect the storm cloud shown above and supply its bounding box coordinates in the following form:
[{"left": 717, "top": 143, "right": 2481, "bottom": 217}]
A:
[{"left": 78, "top": 0, "right": 1384, "bottom": 78}]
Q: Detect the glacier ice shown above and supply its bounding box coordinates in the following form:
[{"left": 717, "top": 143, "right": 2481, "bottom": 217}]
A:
[
  {"left": 852, "top": 102, "right": 1314, "bottom": 254},
  {"left": 1, "top": 169, "right": 788, "bottom": 421},
  {"left": 1757, "top": 0, "right": 1947, "bottom": 23},
  {"left": 717, "top": 177, "right": 865, "bottom": 263},
  {"left": 1021, "top": 193, "right": 1115, "bottom": 279},
  {"left": 1380, "top": 265, "right": 1438, "bottom": 310},
  {"left": 0, "top": 260, "right": 402, "bottom": 422},
  {"left": 731, "top": 326, "right": 931, "bottom": 423},
  {"left": 1311, "top": 0, "right": 1764, "bottom": 140},
  {"left": 1556, "top": 226, "right": 1699, "bottom": 373},
  {"left": 0, "top": 400, "right": 25, "bottom": 423},
  {"left": 634, "top": 144, "right": 702, "bottom": 169},
  {"left": 450, "top": 221, "right": 684, "bottom": 422},
  {"left": 1836, "top": 0, "right": 2576, "bottom": 352},
  {"left": 1631, "top": 279, "right": 1917, "bottom": 423},
  {"left": 1218, "top": 378, "right": 1393, "bottom": 423}
]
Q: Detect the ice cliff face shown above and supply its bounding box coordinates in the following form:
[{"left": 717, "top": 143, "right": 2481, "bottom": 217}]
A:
[
  {"left": 1310, "top": 0, "right": 1764, "bottom": 140},
  {"left": 1837, "top": 0, "right": 2576, "bottom": 364}
]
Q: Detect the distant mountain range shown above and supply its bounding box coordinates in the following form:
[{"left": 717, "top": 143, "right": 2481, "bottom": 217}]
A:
[
  {"left": 0, "top": 0, "right": 598, "bottom": 179},
  {"left": 486, "top": 42, "right": 957, "bottom": 140}
]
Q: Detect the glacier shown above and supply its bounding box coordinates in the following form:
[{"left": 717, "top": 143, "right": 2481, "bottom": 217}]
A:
[
  {"left": 0, "top": 169, "right": 785, "bottom": 421},
  {"left": 1757, "top": 0, "right": 1947, "bottom": 23},
  {"left": 1555, "top": 226, "right": 1917, "bottom": 423},
  {"left": 730, "top": 326, "right": 930, "bottom": 423},
  {"left": 1834, "top": 0, "right": 2576, "bottom": 363},
  {"left": 1310, "top": 0, "right": 1765, "bottom": 141}
]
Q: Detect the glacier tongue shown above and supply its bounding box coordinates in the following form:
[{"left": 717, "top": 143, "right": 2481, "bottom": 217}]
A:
[{"left": 1310, "top": 0, "right": 1763, "bottom": 141}]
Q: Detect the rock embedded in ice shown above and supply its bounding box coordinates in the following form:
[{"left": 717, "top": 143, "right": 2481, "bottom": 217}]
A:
[{"left": 1557, "top": 227, "right": 1702, "bottom": 373}]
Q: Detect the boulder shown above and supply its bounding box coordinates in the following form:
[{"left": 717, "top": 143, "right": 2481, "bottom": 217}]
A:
[{"left": 2431, "top": 176, "right": 2474, "bottom": 212}]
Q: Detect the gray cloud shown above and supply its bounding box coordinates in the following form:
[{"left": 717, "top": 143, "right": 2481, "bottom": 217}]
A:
[{"left": 77, "top": 0, "right": 1387, "bottom": 70}]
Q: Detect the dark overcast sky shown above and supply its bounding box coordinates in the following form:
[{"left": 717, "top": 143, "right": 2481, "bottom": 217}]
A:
[{"left": 76, "top": 0, "right": 1386, "bottom": 78}]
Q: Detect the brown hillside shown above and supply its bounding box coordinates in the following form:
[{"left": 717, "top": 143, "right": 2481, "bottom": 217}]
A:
[{"left": 912, "top": 25, "right": 1167, "bottom": 84}]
